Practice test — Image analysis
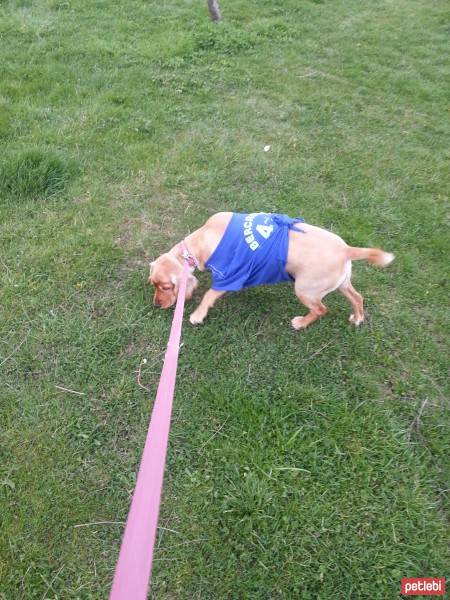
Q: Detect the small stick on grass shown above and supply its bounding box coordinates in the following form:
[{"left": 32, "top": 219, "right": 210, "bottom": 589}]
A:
[
  {"left": 136, "top": 346, "right": 183, "bottom": 393},
  {"left": 55, "top": 384, "right": 86, "bottom": 396},
  {"left": 40, "top": 565, "right": 64, "bottom": 600},
  {"left": 300, "top": 340, "right": 332, "bottom": 364},
  {"left": 158, "top": 526, "right": 181, "bottom": 535},
  {"left": 73, "top": 521, "right": 125, "bottom": 528},
  {"left": 0, "top": 335, "right": 29, "bottom": 367},
  {"left": 156, "top": 538, "right": 206, "bottom": 552},
  {"left": 198, "top": 418, "right": 229, "bottom": 453},
  {"left": 408, "top": 398, "right": 429, "bottom": 441},
  {"left": 137, "top": 358, "right": 151, "bottom": 392}
]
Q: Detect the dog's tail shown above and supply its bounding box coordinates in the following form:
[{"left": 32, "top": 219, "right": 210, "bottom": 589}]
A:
[{"left": 346, "top": 247, "right": 395, "bottom": 267}]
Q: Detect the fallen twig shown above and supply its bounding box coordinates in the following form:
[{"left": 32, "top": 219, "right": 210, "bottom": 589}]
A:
[
  {"left": 0, "top": 335, "right": 29, "bottom": 367},
  {"left": 55, "top": 385, "right": 86, "bottom": 396},
  {"left": 156, "top": 538, "right": 206, "bottom": 552},
  {"left": 73, "top": 521, "right": 125, "bottom": 528},
  {"left": 40, "top": 565, "right": 64, "bottom": 600},
  {"left": 157, "top": 526, "right": 181, "bottom": 535},
  {"left": 297, "top": 70, "right": 318, "bottom": 79},
  {"left": 137, "top": 358, "right": 151, "bottom": 392},
  {"left": 408, "top": 398, "right": 429, "bottom": 441},
  {"left": 136, "top": 345, "right": 184, "bottom": 393},
  {"left": 300, "top": 341, "right": 332, "bottom": 364},
  {"left": 198, "top": 418, "right": 229, "bottom": 453}
]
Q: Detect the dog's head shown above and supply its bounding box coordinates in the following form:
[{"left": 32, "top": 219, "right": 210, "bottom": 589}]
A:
[{"left": 148, "top": 253, "right": 198, "bottom": 308}]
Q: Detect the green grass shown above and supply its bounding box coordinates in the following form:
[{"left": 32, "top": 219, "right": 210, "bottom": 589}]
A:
[
  {"left": 0, "top": 148, "right": 78, "bottom": 200},
  {"left": 0, "top": 0, "right": 448, "bottom": 598}
]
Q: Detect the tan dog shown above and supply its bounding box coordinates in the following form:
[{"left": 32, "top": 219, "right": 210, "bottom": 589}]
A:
[{"left": 149, "top": 212, "right": 394, "bottom": 329}]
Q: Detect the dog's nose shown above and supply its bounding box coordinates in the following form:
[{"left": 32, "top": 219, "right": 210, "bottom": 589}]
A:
[{"left": 153, "top": 300, "right": 161, "bottom": 308}]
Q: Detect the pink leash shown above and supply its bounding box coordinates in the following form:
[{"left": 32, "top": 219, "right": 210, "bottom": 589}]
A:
[{"left": 110, "top": 261, "right": 189, "bottom": 600}]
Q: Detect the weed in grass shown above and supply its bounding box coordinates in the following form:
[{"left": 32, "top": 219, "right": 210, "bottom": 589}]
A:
[
  {"left": 0, "top": 104, "right": 13, "bottom": 139},
  {"left": 0, "top": 148, "right": 79, "bottom": 201}
]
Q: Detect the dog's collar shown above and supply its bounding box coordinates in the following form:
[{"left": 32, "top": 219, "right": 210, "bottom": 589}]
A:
[{"left": 179, "top": 240, "right": 199, "bottom": 270}]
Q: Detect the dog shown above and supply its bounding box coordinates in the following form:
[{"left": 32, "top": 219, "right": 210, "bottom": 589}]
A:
[{"left": 148, "top": 211, "right": 394, "bottom": 329}]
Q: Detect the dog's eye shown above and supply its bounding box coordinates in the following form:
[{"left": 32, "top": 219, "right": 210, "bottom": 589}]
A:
[{"left": 161, "top": 285, "right": 173, "bottom": 291}]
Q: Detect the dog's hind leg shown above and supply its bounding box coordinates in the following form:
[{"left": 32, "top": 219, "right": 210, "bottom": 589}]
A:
[
  {"left": 339, "top": 279, "right": 364, "bottom": 326},
  {"left": 291, "top": 292, "right": 328, "bottom": 330}
]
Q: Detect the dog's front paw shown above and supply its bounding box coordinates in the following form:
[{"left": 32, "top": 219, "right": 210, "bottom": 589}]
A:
[{"left": 189, "top": 311, "right": 205, "bottom": 326}]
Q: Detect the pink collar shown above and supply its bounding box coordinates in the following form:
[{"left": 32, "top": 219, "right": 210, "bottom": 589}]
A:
[{"left": 179, "top": 240, "right": 199, "bottom": 270}]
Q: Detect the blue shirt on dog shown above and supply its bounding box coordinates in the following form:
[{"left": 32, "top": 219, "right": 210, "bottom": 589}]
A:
[{"left": 205, "top": 213, "right": 305, "bottom": 292}]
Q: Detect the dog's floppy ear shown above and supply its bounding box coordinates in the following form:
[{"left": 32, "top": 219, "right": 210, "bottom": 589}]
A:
[
  {"left": 186, "top": 273, "right": 199, "bottom": 300},
  {"left": 148, "top": 261, "right": 156, "bottom": 282},
  {"left": 170, "top": 272, "right": 198, "bottom": 300},
  {"left": 170, "top": 273, "right": 179, "bottom": 291}
]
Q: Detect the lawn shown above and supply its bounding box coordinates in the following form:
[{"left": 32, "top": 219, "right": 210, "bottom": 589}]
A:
[{"left": 0, "top": 0, "right": 448, "bottom": 598}]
